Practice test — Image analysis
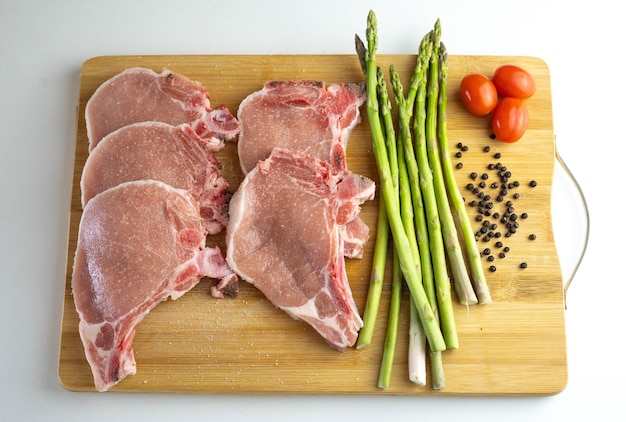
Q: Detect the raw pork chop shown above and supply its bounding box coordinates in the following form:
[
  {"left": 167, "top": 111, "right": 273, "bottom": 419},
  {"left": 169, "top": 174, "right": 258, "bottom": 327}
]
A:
[
  {"left": 225, "top": 148, "right": 375, "bottom": 351},
  {"left": 72, "top": 180, "right": 237, "bottom": 392},
  {"left": 81, "top": 122, "right": 230, "bottom": 234},
  {"left": 236, "top": 80, "right": 366, "bottom": 174},
  {"left": 85, "top": 67, "right": 240, "bottom": 151}
]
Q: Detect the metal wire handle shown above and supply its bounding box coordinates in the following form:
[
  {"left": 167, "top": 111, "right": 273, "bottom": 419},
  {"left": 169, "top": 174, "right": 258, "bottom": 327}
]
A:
[{"left": 555, "top": 146, "right": 590, "bottom": 309}]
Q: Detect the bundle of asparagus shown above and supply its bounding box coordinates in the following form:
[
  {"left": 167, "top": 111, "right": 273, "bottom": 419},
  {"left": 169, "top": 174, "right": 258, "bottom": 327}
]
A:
[{"left": 355, "top": 10, "right": 491, "bottom": 390}]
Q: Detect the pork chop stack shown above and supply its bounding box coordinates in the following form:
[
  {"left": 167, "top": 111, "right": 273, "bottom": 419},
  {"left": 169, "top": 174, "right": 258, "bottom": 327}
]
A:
[
  {"left": 81, "top": 122, "right": 231, "bottom": 235},
  {"left": 72, "top": 68, "right": 240, "bottom": 391},
  {"left": 85, "top": 67, "right": 240, "bottom": 151},
  {"left": 237, "top": 80, "right": 370, "bottom": 258},
  {"left": 228, "top": 80, "right": 373, "bottom": 350}
]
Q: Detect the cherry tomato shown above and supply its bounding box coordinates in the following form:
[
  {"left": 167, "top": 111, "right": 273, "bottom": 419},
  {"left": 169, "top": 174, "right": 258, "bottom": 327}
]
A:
[
  {"left": 491, "top": 97, "right": 528, "bottom": 143},
  {"left": 460, "top": 73, "right": 498, "bottom": 116},
  {"left": 491, "top": 64, "right": 536, "bottom": 99}
]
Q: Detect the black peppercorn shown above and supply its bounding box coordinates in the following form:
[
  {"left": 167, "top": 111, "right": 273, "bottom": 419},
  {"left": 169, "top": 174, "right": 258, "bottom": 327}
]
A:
[
  {"left": 529, "top": 180, "right": 537, "bottom": 187},
  {"left": 520, "top": 262, "right": 528, "bottom": 269}
]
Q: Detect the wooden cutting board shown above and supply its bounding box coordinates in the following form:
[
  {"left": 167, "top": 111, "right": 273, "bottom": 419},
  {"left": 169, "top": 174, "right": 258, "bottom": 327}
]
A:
[{"left": 58, "top": 54, "right": 566, "bottom": 395}]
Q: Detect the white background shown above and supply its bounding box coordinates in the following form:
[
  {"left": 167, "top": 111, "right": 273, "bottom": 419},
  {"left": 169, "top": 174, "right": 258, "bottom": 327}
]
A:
[{"left": 1, "top": 0, "right": 621, "bottom": 420}]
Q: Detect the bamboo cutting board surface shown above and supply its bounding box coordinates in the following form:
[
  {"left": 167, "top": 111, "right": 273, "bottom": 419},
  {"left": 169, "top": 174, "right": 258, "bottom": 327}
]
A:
[{"left": 58, "top": 54, "right": 567, "bottom": 395}]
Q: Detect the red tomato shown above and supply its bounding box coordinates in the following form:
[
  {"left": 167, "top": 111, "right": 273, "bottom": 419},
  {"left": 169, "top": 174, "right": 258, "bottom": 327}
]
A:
[
  {"left": 460, "top": 73, "right": 498, "bottom": 116},
  {"left": 491, "top": 64, "right": 536, "bottom": 99},
  {"left": 491, "top": 97, "right": 528, "bottom": 143}
]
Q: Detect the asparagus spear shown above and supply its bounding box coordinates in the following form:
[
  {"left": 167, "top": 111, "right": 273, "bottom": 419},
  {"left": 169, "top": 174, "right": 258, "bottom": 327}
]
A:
[
  {"left": 437, "top": 42, "right": 492, "bottom": 304},
  {"left": 358, "top": 10, "right": 446, "bottom": 353},
  {"left": 412, "top": 28, "right": 460, "bottom": 350},
  {"left": 356, "top": 194, "right": 389, "bottom": 349},
  {"left": 390, "top": 62, "right": 432, "bottom": 386},
  {"left": 408, "top": 296, "right": 427, "bottom": 386},
  {"left": 356, "top": 66, "right": 399, "bottom": 349},
  {"left": 378, "top": 250, "right": 402, "bottom": 388},
  {"left": 425, "top": 21, "right": 477, "bottom": 310},
  {"left": 396, "top": 30, "right": 446, "bottom": 387},
  {"left": 396, "top": 96, "right": 427, "bottom": 386},
  {"left": 402, "top": 34, "right": 437, "bottom": 320}
]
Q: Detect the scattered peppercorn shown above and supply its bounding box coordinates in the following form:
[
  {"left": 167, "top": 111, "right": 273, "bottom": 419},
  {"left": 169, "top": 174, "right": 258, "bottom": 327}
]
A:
[
  {"left": 520, "top": 262, "right": 528, "bottom": 269},
  {"left": 457, "top": 139, "right": 537, "bottom": 273}
]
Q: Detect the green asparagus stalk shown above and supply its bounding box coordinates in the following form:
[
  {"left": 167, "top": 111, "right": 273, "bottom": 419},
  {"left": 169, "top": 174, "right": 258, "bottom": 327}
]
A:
[
  {"left": 425, "top": 21, "right": 477, "bottom": 309},
  {"left": 356, "top": 196, "right": 389, "bottom": 349},
  {"left": 356, "top": 65, "right": 401, "bottom": 349},
  {"left": 437, "top": 42, "right": 492, "bottom": 304},
  {"left": 396, "top": 101, "right": 426, "bottom": 386},
  {"left": 412, "top": 26, "right": 459, "bottom": 350},
  {"left": 397, "top": 31, "right": 446, "bottom": 387},
  {"left": 390, "top": 60, "right": 433, "bottom": 386},
  {"left": 378, "top": 250, "right": 403, "bottom": 388},
  {"left": 403, "top": 35, "right": 437, "bottom": 316},
  {"left": 359, "top": 10, "right": 446, "bottom": 353},
  {"left": 408, "top": 295, "right": 426, "bottom": 386}
]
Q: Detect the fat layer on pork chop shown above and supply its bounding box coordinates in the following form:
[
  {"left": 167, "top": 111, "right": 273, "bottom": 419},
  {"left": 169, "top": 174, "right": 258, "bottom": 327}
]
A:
[
  {"left": 85, "top": 67, "right": 240, "bottom": 151},
  {"left": 236, "top": 80, "right": 366, "bottom": 174},
  {"left": 225, "top": 148, "right": 375, "bottom": 351},
  {"left": 72, "top": 180, "right": 237, "bottom": 392},
  {"left": 81, "top": 122, "right": 230, "bottom": 234}
]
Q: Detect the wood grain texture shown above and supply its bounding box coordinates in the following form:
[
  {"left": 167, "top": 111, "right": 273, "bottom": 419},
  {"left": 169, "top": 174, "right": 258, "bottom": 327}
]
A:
[{"left": 58, "top": 54, "right": 566, "bottom": 395}]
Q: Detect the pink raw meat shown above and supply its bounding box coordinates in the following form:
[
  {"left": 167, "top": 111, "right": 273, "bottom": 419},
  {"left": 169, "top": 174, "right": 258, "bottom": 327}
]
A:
[
  {"left": 85, "top": 67, "right": 240, "bottom": 151},
  {"left": 225, "top": 148, "right": 375, "bottom": 351},
  {"left": 81, "top": 122, "right": 230, "bottom": 234},
  {"left": 236, "top": 80, "right": 366, "bottom": 174},
  {"left": 72, "top": 180, "right": 237, "bottom": 392},
  {"left": 236, "top": 80, "right": 369, "bottom": 258}
]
